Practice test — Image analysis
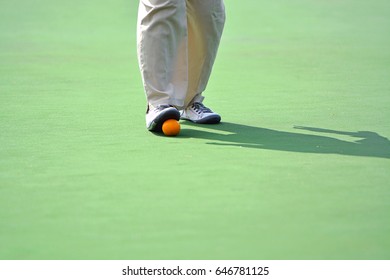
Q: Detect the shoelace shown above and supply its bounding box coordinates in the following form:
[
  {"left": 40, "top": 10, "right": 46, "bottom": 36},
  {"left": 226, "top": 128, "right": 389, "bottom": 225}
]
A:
[
  {"left": 147, "top": 104, "right": 173, "bottom": 114},
  {"left": 155, "top": 105, "right": 171, "bottom": 111},
  {"left": 192, "top": 102, "right": 212, "bottom": 113}
]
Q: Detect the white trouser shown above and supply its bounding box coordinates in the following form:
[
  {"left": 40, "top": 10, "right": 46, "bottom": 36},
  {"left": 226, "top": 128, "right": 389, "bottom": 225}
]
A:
[{"left": 137, "top": 0, "right": 225, "bottom": 109}]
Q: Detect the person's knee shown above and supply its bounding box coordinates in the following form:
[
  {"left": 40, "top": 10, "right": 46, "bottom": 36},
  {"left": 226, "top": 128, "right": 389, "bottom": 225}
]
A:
[
  {"left": 146, "top": 0, "right": 186, "bottom": 17},
  {"left": 142, "top": 0, "right": 187, "bottom": 32}
]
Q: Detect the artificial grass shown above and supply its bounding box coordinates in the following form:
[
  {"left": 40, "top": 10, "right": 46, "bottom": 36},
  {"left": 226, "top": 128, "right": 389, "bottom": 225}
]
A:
[{"left": 1, "top": 0, "right": 389, "bottom": 259}]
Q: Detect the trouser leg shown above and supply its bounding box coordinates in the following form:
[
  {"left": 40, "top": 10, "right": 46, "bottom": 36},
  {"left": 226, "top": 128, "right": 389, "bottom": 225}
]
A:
[
  {"left": 137, "top": 0, "right": 188, "bottom": 108},
  {"left": 185, "top": 0, "right": 225, "bottom": 107}
]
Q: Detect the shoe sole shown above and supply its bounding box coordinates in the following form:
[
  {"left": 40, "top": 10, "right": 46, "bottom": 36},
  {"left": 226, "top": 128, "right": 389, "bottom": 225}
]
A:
[
  {"left": 148, "top": 108, "right": 181, "bottom": 132},
  {"left": 181, "top": 114, "right": 221, "bottom": 124}
]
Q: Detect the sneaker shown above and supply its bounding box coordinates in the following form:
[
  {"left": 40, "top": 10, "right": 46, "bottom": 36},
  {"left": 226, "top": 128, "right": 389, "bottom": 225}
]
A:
[
  {"left": 146, "top": 104, "right": 180, "bottom": 131},
  {"left": 180, "top": 102, "right": 221, "bottom": 124}
]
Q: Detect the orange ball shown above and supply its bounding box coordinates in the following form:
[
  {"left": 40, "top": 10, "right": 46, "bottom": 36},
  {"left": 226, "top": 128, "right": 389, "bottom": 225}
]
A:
[{"left": 162, "top": 119, "right": 181, "bottom": 136}]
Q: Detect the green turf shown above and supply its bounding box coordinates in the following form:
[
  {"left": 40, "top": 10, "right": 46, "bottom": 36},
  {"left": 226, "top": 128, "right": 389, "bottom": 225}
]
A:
[{"left": 1, "top": 0, "right": 390, "bottom": 259}]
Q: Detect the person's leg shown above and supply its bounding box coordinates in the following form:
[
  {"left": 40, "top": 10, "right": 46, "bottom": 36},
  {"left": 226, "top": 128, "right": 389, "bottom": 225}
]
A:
[
  {"left": 137, "top": 0, "right": 188, "bottom": 108},
  {"left": 184, "top": 0, "right": 226, "bottom": 107}
]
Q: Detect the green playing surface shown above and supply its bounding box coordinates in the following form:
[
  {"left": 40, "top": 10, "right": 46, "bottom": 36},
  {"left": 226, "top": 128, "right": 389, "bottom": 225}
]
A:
[{"left": 1, "top": 0, "right": 390, "bottom": 259}]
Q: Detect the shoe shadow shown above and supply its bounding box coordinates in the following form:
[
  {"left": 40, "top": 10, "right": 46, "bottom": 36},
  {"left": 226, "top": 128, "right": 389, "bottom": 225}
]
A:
[{"left": 180, "top": 122, "right": 390, "bottom": 159}]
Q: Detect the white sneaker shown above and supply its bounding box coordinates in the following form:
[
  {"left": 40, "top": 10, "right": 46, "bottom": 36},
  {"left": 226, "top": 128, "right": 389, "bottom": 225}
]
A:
[
  {"left": 146, "top": 104, "right": 180, "bottom": 131},
  {"left": 181, "top": 102, "right": 221, "bottom": 124}
]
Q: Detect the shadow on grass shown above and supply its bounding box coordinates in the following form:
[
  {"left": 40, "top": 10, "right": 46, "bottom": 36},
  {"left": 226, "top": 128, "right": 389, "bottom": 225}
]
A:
[{"left": 180, "top": 122, "right": 390, "bottom": 159}]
